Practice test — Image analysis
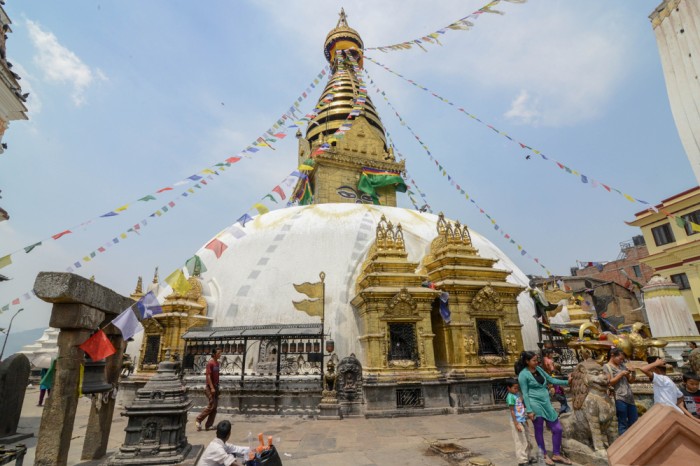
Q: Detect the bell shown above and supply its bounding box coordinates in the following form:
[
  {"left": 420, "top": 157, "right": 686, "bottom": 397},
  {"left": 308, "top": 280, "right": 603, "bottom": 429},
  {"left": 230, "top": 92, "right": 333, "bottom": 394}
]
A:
[
  {"left": 326, "top": 339, "right": 335, "bottom": 353},
  {"left": 82, "top": 357, "right": 113, "bottom": 394}
]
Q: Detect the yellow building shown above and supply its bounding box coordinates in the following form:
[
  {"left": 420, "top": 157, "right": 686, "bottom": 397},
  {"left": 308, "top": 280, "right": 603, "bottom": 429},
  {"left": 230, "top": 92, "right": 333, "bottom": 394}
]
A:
[{"left": 628, "top": 186, "right": 700, "bottom": 331}]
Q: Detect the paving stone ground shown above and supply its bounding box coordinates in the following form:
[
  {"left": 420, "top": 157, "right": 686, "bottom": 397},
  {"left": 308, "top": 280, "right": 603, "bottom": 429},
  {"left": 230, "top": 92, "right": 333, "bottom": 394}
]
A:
[{"left": 14, "top": 386, "right": 583, "bottom": 465}]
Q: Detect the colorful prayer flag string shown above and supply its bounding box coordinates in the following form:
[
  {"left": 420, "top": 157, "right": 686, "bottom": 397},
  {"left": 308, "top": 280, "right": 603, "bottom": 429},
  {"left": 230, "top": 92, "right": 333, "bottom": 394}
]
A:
[
  {"left": 363, "top": 56, "right": 669, "bottom": 216},
  {"left": 364, "top": 67, "right": 552, "bottom": 276},
  {"left": 364, "top": 0, "right": 526, "bottom": 53},
  {"left": 0, "top": 67, "right": 329, "bottom": 272}
]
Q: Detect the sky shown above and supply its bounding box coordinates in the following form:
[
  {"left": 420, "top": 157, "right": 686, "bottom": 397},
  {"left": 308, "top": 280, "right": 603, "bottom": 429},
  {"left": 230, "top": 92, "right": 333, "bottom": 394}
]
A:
[{"left": 0, "top": 0, "right": 695, "bottom": 334}]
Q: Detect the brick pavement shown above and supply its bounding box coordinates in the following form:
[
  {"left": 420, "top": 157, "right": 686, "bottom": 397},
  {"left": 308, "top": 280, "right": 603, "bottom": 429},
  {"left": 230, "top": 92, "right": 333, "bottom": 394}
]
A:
[{"left": 14, "top": 386, "right": 583, "bottom": 465}]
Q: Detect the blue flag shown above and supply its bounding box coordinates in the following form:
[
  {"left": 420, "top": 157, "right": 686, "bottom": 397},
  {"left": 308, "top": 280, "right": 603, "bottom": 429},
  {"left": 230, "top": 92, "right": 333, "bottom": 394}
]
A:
[
  {"left": 136, "top": 291, "right": 162, "bottom": 318},
  {"left": 439, "top": 292, "right": 451, "bottom": 324}
]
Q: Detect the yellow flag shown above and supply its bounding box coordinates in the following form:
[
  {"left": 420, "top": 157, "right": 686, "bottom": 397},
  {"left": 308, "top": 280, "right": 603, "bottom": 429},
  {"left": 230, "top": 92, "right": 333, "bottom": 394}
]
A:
[
  {"left": 115, "top": 204, "right": 129, "bottom": 212},
  {"left": 692, "top": 222, "right": 700, "bottom": 233},
  {"left": 294, "top": 281, "right": 323, "bottom": 299},
  {"left": 0, "top": 254, "right": 11, "bottom": 269},
  {"left": 253, "top": 203, "right": 269, "bottom": 215},
  {"left": 120, "top": 233, "right": 127, "bottom": 239},
  {"left": 623, "top": 194, "right": 635, "bottom": 202},
  {"left": 293, "top": 299, "right": 323, "bottom": 317},
  {"left": 201, "top": 169, "right": 215, "bottom": 175},
  {"left": 165, "top": 269, "right": 191, "bottom": 295},
  {"left": 299, "top": 164, "right": 314, "bottom": 171}
]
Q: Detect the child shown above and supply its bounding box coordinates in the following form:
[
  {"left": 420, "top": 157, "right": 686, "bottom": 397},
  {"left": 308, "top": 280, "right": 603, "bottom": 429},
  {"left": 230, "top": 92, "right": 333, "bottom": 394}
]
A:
[
  {"left": 680, "top": 373, "right": 700, "bottom": 419},
  {"left": 506, "top": 378, "right": 535, "bottom": 466}
]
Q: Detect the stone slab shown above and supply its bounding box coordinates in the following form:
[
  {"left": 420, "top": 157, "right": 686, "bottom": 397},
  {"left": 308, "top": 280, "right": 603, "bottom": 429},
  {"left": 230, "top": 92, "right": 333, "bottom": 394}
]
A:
[
  {"left": 49, "top": 303, "right": 105, "bottom": 330},
  {"left": 34, "top": 272, "right": 134, "bottom": 315}
]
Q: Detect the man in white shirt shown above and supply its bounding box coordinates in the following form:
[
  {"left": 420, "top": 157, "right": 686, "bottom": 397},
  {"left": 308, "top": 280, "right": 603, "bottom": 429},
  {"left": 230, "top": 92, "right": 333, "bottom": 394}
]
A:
[
  {"left": 639, "top": 356, "right": 699, "bottom": 421},
  {"left": 199, "top": 420, "right": 250, "bottom": 466}
]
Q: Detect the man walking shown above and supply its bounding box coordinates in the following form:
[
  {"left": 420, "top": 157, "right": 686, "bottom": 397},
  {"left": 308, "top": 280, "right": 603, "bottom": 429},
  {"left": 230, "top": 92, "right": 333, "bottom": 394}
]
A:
[{"left": 196, "top": 348, "right": 222, "bottom": 431}]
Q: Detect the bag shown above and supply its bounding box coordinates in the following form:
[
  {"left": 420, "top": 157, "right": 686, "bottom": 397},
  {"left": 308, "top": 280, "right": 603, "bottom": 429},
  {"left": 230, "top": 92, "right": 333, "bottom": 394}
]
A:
[{"left": 245, "top": 445, "right": 283, "bottom": 466}]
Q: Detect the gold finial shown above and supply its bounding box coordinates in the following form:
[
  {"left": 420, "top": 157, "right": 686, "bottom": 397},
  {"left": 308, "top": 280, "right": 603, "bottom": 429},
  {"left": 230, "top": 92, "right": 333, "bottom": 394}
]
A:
[
  {"left": 90, "top": 275, "right": 95, "bottom": 281},
  {"left": 152, "top": 266, "right": 159, "bottom": 283},
  {"left": 337, "top": 8, "right": 348, "bottom": 27},
  {"left": 134, "top": 276, "right": 143, "bottom": 294}
]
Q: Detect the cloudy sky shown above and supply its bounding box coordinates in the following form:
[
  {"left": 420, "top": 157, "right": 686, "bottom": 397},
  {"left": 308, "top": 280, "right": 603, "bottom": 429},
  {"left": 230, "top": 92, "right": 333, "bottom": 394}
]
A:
[{"left": 0, "top": 0, "right": 693, "bottom": 333}]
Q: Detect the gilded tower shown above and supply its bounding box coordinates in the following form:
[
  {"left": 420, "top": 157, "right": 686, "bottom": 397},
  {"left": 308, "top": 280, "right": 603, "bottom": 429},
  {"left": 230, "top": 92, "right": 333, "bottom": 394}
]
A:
[{"left": 296, "top": 9, "right": 406, "bottom": 206}]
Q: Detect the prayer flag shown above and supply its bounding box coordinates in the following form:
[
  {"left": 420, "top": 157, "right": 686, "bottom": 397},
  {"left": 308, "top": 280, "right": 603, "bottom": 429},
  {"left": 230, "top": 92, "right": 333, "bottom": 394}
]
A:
[
  {"left": 165, "top": 269, "right": 191, "bottom": 295},
  {"left": 24, "top": 241, "right": 41, "bottom": 254},
  {"left": 136, "top": 291, "right": 162, "bottom": 318},
  {"left": 156, "top": 187, "right": 173, "bottom": 193},
  {"left": 11, "top": 298, "right": 19, "bottom": 305},
  {"left": 115, "top": 205, "right": 129, "bottom": 212},
  {"left": 79, "top": 330, "right": 116, "bottom": 361},
  {"left": 101, "top": 212, "right": 118, "bottom": 217},
  {"left": 205, "top": 238, "right": 228, "bottom": 259},
  {"left": 272, "top": 185, "right": 286, "bottom": 200},
  {"left": 237, "top": 213, "right": 253, "bottom": 227},
  {"left": 186, "top": 255, "right": 207, "bottom": 275},
  {"left": 253, "top": 203, "right": 269, "bottom": 215},
  {"left": 52, "top": 230, "right": 72, "bottom": 240},
  {"left": 0, "top": 254, "right": 12, "bottom": 269},
  {"left": 676, "top": 217, "right": 686, "bottom": 228},
  {"left": 226, "top": 156, "right": 242, "bottom": 164},
  {"left": 692, "top": 222, "right": 700, "bottom": 233},
  {"left": 111, "top": 308, "right": 143, "bottom": 340},
  {"left": 263, "top": 193, "right": 278, "bottom": 204},
  {"left": 439, "top": 292, "right": 451, "bottom": 324},
  {"left": 139, "top": 195, "right": 156, "bottom": 202}
]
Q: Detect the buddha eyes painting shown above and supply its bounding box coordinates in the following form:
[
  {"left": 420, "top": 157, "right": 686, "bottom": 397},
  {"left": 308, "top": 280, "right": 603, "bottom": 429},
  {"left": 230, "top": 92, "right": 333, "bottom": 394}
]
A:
[{"left": 336, "top": 185, "right": 374, "bottom": 204}]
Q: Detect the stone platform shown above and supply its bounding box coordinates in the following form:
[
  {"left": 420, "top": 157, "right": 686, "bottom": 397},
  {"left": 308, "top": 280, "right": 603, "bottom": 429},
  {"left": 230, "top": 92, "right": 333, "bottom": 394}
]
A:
[{"left": 13, "top": 386, "right": 586, "bottom": 465}]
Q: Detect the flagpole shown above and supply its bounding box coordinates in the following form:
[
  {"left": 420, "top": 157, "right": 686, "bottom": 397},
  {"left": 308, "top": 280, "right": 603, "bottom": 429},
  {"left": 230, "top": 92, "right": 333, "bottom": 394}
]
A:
[{"left": 320, "top": 271, "right": 326, "bottom": 389}]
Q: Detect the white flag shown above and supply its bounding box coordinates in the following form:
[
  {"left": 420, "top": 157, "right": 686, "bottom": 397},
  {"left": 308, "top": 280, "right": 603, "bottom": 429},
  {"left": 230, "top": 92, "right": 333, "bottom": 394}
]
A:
[{"left": 111, "top": 307, "right": 143, "bottom": 341}]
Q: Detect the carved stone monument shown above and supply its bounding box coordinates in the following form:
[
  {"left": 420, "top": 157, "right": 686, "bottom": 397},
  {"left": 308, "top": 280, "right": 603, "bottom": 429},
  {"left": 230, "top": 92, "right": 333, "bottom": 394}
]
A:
[
  {"left": 109, "top": 361, "right": 201, "bottom": 465},
  {"left": 336, "top": 353, "right": 363, "bottom": 417},
  {"left": 560, "top": 359, "right": 617, "bottom": 466},
  {"left": 0, "top": 353, "right": 32, "bottom": 444}
]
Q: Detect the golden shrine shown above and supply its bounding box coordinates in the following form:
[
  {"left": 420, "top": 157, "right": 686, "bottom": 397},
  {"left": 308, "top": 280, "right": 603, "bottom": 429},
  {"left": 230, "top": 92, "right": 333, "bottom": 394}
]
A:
[{"left": 130, "top": 268, "right": 210, "bottom": 373}]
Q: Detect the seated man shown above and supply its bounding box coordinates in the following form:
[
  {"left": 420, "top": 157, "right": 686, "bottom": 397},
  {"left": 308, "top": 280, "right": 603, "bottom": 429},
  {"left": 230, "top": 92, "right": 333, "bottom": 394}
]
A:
[{"left": 200, "top": 420, "right": 250, "bottom": 466}]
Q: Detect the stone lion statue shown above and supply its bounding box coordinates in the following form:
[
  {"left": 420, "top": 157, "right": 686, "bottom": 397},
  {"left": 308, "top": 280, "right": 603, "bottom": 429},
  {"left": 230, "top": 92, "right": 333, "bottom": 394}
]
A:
[
  {"left": 561, "top": 359, "right": 617, "bottom": 463},
  {"left": 689, "top": 348, "right": 700, "bottom": 375}
]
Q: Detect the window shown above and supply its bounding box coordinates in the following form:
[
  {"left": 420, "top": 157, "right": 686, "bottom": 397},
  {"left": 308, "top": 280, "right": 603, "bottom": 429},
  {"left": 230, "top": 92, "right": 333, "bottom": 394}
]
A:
[
  {"left": 143, "top": 335, "right": 161, "bottom": 364},
  {"left": 632, "top": 265, "right": 642, "bottom": 278},
  {"left": 682, "top": 210, "right": 700, "bottom": 235},
  {"left": 651, "top": 223, "right": 675, "bottom": 246},
  {"left": 388, "top": 323, "right": 418, "bottom": 361},
  {"left": 476, "top": 319, "right": 505, "bottom": 356},
  {"left": 670, "top": 273, "right": 691, "bottom": 290}
]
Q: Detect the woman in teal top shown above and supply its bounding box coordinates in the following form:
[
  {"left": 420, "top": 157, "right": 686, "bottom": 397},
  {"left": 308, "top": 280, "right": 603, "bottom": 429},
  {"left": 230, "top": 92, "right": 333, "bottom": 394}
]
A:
[{"left": 516, "top": 351, "right": 572, "bottom": 465}]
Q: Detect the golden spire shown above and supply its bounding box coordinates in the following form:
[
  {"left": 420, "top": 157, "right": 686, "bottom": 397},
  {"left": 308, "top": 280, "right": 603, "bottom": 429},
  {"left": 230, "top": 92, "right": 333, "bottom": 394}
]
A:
[
  {"left": 134, "top": 275, "right": 143, "bottom": 294},
  {"left": 152, "top": 266, "right": 159, "bottom": 283}
]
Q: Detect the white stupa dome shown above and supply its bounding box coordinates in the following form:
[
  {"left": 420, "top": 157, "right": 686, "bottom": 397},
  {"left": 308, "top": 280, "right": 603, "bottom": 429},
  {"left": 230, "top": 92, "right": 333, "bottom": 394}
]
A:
[{"left": 192, "top": 203, "right": 538, "bottom": 360}]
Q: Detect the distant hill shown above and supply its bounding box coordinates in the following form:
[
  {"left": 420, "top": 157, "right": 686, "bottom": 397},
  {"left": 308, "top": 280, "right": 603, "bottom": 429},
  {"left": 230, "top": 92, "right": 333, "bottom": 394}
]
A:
[{"left": 1, "top": 327, "right": 46, "bottom": 357}]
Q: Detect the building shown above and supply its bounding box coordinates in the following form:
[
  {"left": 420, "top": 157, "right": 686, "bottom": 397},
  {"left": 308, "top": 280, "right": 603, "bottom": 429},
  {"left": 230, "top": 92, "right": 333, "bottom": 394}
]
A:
[
  {"left": 126, "top": 10, "right": 545, "bottom": 416},
  {"left": 572, "top": 236, "right": 655, "bottom": 290},
  {"left": 627, "top": 186, "right": 700, "bottom": 331},
  {"left": 0, "top": 4, "right": 29, "bottom": 221},
  {"left": 650, "top": 0, "right": 700, "bottom": 184}
]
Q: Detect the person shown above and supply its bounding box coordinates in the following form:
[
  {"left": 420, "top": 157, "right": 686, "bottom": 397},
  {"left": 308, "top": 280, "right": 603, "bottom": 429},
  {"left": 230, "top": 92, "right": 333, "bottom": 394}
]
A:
[
  {"left": 542, "top": 349, "right": 570, "bottom": 414},
  {"left": 183, "top": 347, "right": 196, "bottom": 372},
  {"left": 37, "top": 361, "right": 54, "bottom": 407},
  {"left": 680, "top": 372, "right": 700, "bottom": 419},
  {"left": 639, "top": 356, "right": 683, "bottom": 412},
  {"left": 516, "top": 351, "right": 572, "bottom": 465},
  {"left": 603, "top": 348, "right": 637, "bottom": 435},
  {"left": 505, "top": 378, "right": 534, "bottom": 466},
  {"left": 199, "top": 420, "right": 250, "bottom": 466},
  {"left": 196, "top": 348, "right": 222, "bottom": 431}
]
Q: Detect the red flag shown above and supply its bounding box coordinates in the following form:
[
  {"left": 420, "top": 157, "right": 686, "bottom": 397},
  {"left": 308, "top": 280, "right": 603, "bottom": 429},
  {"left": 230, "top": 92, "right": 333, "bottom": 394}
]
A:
[
  {"left": 11, "top": 298, "right": 20, "bottom": 305},
  {"left": 273, "top": 133, "right": 287, "bottom": 139},
  {"left": 52, "top": 230, "right": 72, "bottom": 240},
  {"left": 226, "top": 156, "right": 242, "bottom": 164},
  {"left": 556, "top": 162, "right": 565, "bottom": 169},
  {"left": 168, "top": 201, "right": 175, "bottom": 207},
  {"left": 79, "top": 330, "right": 116, "bottom": 361},
  {"left": 205, "top": 238, "right": 228, "bottom": 259},
  {"left": 157, "top": 187, "right": 173, "bottom": 193},
  {"left": 272, "top": 185, "right": 286, "bottom": 200},
  {"left": 601, "top": 184, "right": 611, "bottom": 192}
]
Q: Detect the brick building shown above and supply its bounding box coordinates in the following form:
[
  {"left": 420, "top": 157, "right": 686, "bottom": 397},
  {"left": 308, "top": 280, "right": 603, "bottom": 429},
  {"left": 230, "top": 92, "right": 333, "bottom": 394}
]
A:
[{"left": 572, "top": 236, "right": 656, "bottom": 290}]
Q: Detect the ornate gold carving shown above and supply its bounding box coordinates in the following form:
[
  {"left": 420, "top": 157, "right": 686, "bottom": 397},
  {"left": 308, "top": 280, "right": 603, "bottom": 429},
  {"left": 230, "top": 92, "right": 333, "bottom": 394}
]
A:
[
  {"left": 479, "top": 355, "right": 508, "bottom": 365},
  {"left": 471, "top": 286, "right": 504, "bottom": 313},
  {"left": 384, "top": 288, "right": 419, "bottom": 319}
]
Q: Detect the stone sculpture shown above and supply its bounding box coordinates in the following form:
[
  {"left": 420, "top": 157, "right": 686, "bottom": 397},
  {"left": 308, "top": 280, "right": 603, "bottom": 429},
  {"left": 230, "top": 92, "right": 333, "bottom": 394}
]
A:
[
  {"left": 560, "top": 359, "right": 617, "bottom": 465},
  {"left": 336, "top": 353, "right": 362, "bottom": 401},
  {"left": 0, "top": 353, "right": 31, "bottom": 443}
]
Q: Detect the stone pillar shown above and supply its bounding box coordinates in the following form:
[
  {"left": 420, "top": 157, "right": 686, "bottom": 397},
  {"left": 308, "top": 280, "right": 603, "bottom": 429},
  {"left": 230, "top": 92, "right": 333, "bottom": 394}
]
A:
[
  {"left": 81, "top": 329, "right": 126, "bottom": 460},
  {"left": 33, "top": 272, "right": 135, "bottom": 466}
]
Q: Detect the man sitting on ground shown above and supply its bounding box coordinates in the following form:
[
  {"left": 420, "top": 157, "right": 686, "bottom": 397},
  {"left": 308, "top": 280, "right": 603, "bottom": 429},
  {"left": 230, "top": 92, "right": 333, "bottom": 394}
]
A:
[{"left": 200, "top": 420, "right": 250, "bottom": 466}]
